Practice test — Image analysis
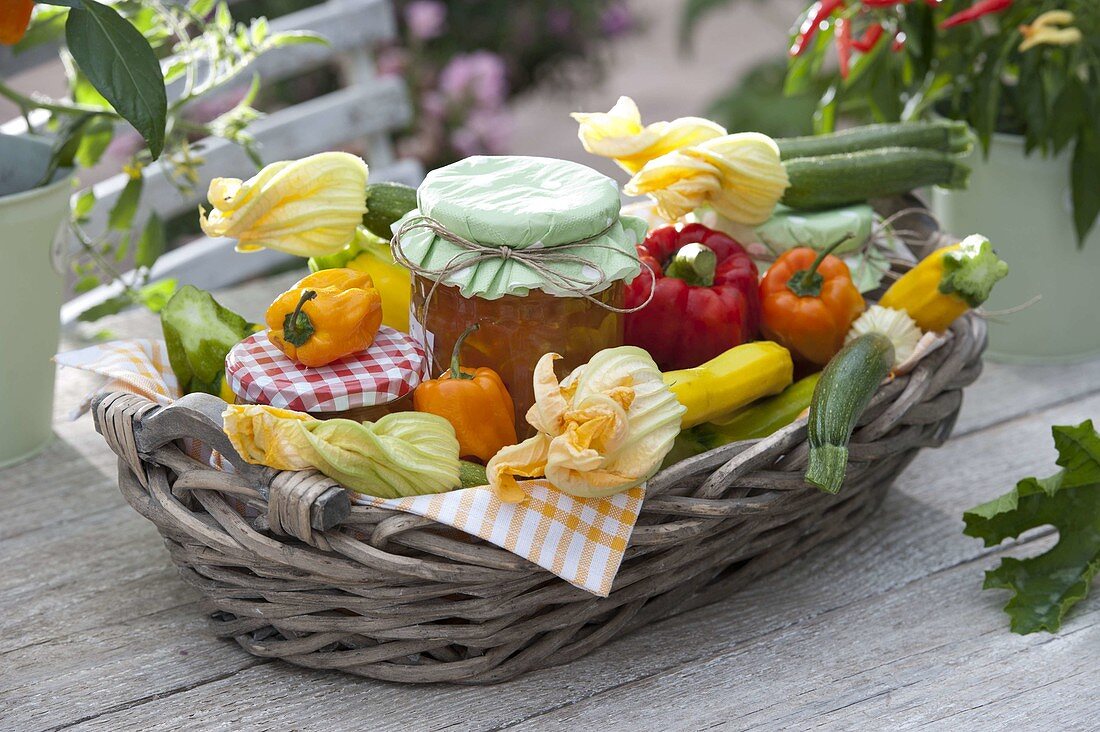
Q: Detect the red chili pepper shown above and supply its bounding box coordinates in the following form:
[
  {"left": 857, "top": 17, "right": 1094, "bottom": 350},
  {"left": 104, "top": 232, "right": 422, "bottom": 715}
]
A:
[
  {"left": 835, "top": 17, "right": 853, "bottom": 77},
  {"left": 791, "top": 0, "right": 846, "bottom": 57},
  {"left": 892, "top": 30, "right": 907, "bottom": 51},
  {"left": 852, "top": 22, "right": 885, "bottom": 52},
  {"left": 624, "top": 224, "right": 760, "bottom": 371},
  {"left": 940, "top": 0, "right": 1012, "bottom": 29}
]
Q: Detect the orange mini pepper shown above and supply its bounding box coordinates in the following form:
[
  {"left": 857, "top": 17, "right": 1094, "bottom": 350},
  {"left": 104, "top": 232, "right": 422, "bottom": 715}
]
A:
[
  {"left": 1, "top": 0, "right": 34, "bottom": 45},
  {"left": 266, "top": 268, "right": 383, "bottom": 367},
  {"left": 413, "top": 324, "right": 518, "bottom": 463},
  {"left": 759, "top": 241, "right": 865, "bottom": 366}
]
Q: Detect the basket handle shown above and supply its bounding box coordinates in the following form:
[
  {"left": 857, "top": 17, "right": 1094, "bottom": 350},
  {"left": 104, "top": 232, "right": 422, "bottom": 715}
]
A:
[{"left": 92, "top": 391, "right": 350, "bottom": 535}]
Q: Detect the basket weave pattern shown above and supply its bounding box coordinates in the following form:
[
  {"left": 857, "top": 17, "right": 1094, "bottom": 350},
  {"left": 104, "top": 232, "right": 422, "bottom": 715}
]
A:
[{"left": 93, "top": 309, "right": 985, "bottom": 684}]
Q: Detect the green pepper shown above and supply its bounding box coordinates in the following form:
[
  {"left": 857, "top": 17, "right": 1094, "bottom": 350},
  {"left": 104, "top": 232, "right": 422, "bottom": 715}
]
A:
[{"left": 161, "top": 285, "right": 258, "bottom": 401}]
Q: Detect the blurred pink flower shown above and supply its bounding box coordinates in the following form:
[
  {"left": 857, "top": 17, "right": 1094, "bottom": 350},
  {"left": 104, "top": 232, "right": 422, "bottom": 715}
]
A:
[
  {"left": 438, "top": 50, "right": 508, "bottom": 107},
  {"left": 404, "top": 0, "right": 447, "bottom": 40},
  {"left": 600, "top": 2, "right": 633, "bottom": 37},
  {"left": 376, "top": 46, "right": 410, "bottom": 76},
  {"left": 450, "top": 108, "right": 513, "bottom": 157}
]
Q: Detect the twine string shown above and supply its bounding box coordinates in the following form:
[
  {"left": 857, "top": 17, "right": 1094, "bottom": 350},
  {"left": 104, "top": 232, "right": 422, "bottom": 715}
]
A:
[{"left": 391, "top": 214, "right": 656, "bottom": 371}]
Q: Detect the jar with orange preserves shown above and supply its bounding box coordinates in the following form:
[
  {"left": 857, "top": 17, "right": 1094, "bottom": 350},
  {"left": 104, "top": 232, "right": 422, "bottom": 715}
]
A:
[{"left": 393, "top": 156, "right": 648, "bottom": 433}]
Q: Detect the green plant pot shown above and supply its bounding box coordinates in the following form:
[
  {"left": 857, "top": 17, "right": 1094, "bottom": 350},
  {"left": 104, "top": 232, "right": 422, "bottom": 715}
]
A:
[
  {"left": 931, "top": 133, "right": 1100, "bottom": 364},
  {"left": 0, "top": 138, "right": 72, "bottom": 467}
]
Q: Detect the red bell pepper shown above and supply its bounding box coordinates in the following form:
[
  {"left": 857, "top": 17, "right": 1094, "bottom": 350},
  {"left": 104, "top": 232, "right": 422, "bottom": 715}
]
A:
[
  {"left": 624, "top": 224, "right": 760, "bottom": 371},
  {"left": 940, "top": 0, "right": 1012, "bottom": 29}
]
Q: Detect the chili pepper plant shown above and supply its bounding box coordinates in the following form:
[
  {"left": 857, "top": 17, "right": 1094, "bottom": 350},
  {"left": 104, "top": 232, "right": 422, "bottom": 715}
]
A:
[{"left": 683, "top": 0, "right": 1100, "bottom": 244}]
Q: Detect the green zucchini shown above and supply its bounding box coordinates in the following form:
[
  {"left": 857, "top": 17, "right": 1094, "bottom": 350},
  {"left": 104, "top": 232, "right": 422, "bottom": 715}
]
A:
[
  {"left": 777, "top": 121, "right": 973, "bottom": 160},
  {"left": 362, "top": 182, "right": 418, "bottom": 240},
  {"left": 459, "top": 460, "right": 488, "bottom": 488},
  {"left": 805, "top": 333, "right": 895, "bottom": 494},
  {"left": 782, "top": 147, "right": 970, "bottom": 211}
]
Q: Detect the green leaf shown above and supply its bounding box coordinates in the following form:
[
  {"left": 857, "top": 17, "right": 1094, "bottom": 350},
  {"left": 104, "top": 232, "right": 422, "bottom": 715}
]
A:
[
  {"left": 107, "top": 174, "right": 143, "bottom": 231},
  {"left": 73, "top": 190, "right": 96, "bottom": 222},
  {"left": 963, "top": 421, "right": 1100, "bottom": 634},
  {"left": 135, "top": 212, "right": 166, "bottom": 268},
  {"left": 65, "top": 0, "right": 168, "bottom": 158},
  {"left": 76, "top": 294, "right": 132, "bottom": 322},
  {"left": 265, "top": 31, "right": 328, "bottom": 48},
  {"left": 74, "top": 116, "right": 114, "bottom": 168},
  {"left": 137, "top": 278, "right": 178, "bottom": 313},
  {"left": 1050, "top": 78, "right": 1085, "bottom": 155},
  {"left": 73, "top": 275, "right": 100, "bottom": 294},
  {"left": 190, "top": 0, "right": 216, "bottom": 17},
  {"left": 1071, "top": 126, "right": 1100, "bottom": 248}
]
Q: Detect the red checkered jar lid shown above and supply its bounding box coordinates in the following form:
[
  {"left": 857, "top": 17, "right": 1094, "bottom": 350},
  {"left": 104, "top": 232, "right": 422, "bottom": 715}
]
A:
[{"left": 225, "top": 327, "right": 427, "bottom": 413}]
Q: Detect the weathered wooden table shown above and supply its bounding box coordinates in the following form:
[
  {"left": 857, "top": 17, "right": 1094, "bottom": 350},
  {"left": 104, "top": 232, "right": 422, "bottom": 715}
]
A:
[{"left": 3, "top": 272, "right": 1098, "bottom": 731}]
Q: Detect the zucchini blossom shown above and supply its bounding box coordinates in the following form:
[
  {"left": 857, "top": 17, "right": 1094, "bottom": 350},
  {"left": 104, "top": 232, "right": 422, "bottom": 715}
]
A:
[
  {"left": 624, "top": 133, "right": 790, "bottom": 225},
  {"left": 571, "top": 96, "right": 726, "bottom": 175},
  {"left": 223, "top": 404, "right": 460, "bottom": 498},
  {"left": 200, "top": 152, "right": 369, "bottom": 258},
  {"left": 487, "top": 347, "right": 685, "bottom": 502}
]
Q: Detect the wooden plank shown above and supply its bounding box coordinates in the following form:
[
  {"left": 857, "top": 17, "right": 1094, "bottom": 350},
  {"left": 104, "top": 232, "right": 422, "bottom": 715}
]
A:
[
  {"left": 163, "top": 0, "right": 397, "bottom": 101},
  {"left": 7, "top": 390, "right": 1094, "bottom": 731},
  {"left": 954, "top": 357, "right": 1100, "bottom": 436},
  {"left": 503, "top": 545, "right": 1099, "bottom": 732}
]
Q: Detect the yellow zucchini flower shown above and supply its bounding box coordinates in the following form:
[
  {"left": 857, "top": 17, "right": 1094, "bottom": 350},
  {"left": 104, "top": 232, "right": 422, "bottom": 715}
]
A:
[
  {"left": 1019, "top": 10, "right": 1082, "bottom": 52},
  {"left": 487, "top": 347, "right": 685, "bottom": 502},
  {"left": 223, "top": 404, "right": 461, "bottom": 498},
  {"left": 571, "top": 96, "right": 727, "bottom": 174},
  {"left": 200, "top": 152, "right": 369, "bottom": 258},
  {"left": 625, "top": 133, "right": 790, "bottom": 225}
]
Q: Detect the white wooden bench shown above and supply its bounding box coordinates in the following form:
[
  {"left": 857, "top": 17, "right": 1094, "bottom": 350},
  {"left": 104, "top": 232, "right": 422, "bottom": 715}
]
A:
[{"left": 0, "top": 0, "right": 420, "bottom": 324}]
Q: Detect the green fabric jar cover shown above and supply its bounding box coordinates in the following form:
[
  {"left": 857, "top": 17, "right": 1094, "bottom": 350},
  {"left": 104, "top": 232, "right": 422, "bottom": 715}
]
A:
[{"left": 393, "top": 156, "right": 645, "bottom": 300}]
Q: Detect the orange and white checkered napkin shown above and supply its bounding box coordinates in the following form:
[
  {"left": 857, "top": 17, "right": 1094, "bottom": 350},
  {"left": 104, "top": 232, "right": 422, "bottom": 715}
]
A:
[
  {"left": 55, "top": 339, "right": 645, "bottom": 596},
  {"left": 353, "top": 483, "right": 644, "bottom": 596}
]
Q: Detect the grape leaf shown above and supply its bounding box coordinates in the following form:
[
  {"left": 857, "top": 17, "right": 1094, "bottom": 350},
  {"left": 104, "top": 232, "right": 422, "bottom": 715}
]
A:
[{"left": 963, "top": 421, "right": 1100, "bottom": 634}]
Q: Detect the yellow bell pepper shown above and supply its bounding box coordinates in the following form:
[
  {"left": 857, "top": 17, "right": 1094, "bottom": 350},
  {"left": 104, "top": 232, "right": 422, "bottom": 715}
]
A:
[
  {"left": 309, "top": 228, "right": 411, "bottom": 332},
  {"left": 879, "top": 235, "right": 1008, "bottom": 333},
  {"left": 266, "top": 268, "right": 383, "bottom": 367},
  {"left": 663, "top": 341, "right": 794, "bottom": 429}
]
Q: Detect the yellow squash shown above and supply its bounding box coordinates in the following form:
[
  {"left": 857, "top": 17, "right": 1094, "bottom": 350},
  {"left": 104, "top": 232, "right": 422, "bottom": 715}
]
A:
[
  {"left": 663, "top": 341, "right": 794, "bottom": 429},
  {"left": 879, "top": 235, "right": 1008, "bottom": 332}
]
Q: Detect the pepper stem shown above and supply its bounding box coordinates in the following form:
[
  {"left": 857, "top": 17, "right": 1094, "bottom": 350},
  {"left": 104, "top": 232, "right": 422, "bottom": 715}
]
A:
[
  {"left": 281, "top": 290, "right": 318, "bottom": 348},
  {"left": 786, "top": 235, "right": 854, "bottom": 298},
  {"left": 450, "top": 323, "right": 479, "bottom": 380},
  {"left": 665, "top": 243, "right": 718, "bottom": 287}
]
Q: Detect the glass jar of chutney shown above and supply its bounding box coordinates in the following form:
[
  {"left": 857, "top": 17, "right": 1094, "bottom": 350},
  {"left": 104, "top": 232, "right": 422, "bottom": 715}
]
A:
[{"left": 393, "top": 156, "right": 647, "bottom": 434}]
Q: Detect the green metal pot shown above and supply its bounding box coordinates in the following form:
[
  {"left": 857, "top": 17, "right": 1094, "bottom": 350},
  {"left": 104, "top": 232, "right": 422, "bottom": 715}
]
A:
[
  {"left": 0, "top": 137, "right": 72, "bottom": 467},
  {"left": 931, "top": 133, "right": 1100, "bottom": 364}
]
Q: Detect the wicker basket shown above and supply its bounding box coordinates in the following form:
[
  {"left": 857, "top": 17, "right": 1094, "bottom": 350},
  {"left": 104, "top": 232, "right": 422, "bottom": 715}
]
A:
[{"left": 91, "top": 204, "right": 987, "bottom": 685}]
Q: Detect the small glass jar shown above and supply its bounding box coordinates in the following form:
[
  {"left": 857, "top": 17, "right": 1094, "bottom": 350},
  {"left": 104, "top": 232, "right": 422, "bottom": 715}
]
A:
[
  {"left": 225, "top": 328, "right": 426, "bottom": 421},
  {"left": 396, "top": 156, "right": 647, "bottom": 434}
]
